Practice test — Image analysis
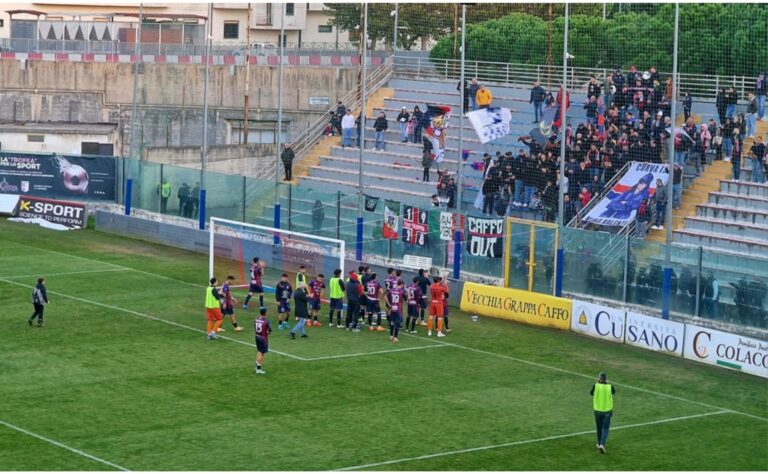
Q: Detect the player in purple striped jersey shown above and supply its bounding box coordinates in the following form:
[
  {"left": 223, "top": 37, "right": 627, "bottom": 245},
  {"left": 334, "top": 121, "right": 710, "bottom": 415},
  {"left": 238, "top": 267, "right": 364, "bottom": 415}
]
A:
[
  {"left": 220, "top": 275, "right": 243, "bottom": 332},
  {"left": 307, "top": 275, "right": 325, "bottom": 327},
  {"left": 365, "top": 273, "right": 386, "bottom": 331},
  {"left": 254, "top": 307, "right": 272, "bottom": 374},
  {"left": 387, "top": 280, "right": 406, "bottom": 343},
  {"left": 384, "top": 268, "right": 398, "bottom": 294},
  {"left": 405, "top": 277, "right": 422, "bottom": 334},
  {"left": 243, "top": 257, "right": 265, "bottom": 310}
]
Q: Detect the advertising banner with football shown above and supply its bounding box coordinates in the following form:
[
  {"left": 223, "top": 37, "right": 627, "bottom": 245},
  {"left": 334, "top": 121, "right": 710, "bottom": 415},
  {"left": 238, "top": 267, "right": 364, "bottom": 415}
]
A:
[
  {"left": 624, "top": 311, "right": 684, "bottom": 357},
  {"left": 570, "top": 300, "right": 626, "bottom": 343},
  {"left": 0, "top": 152, "right": 116, "bottom": 201},
  {"left": 683, "top": 324, "right": 768, "bottom": 379},
  {"left": 17, "top": 195, "right": 87, "bottom": 229},
  {"left": 584, "top": 162, "right": 669, "bottom": 227}
]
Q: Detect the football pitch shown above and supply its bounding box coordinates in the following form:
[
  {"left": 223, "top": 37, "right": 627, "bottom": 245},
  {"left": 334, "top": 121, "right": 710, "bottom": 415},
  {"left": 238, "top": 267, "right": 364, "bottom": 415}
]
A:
[{"left": 0, "top": 219, "right": 766, "bottom": 471}]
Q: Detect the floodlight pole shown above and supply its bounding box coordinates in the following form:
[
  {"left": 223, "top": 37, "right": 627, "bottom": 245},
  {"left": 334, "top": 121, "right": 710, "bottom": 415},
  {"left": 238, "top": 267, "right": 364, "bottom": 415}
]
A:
[
  {"left": 356, "top": 3, "right": 369, "bottom": 261},
  {"left": 457, "top": 5, "right": 466, "bottom": 216},
  {"left": 274, "top": 3, "right": 285, "bottom": 238},
  {"left": 555, "top": 3, "right": 569, "bottom": 297},
  {"left": 125, "top": 2, "right": 143, "bottom": 215},
  {"left": 662, "top": 3, "right": 680, "bottom": 320},
  {"left": 199, "top": 2, "right": 212, "bottom": 230}
]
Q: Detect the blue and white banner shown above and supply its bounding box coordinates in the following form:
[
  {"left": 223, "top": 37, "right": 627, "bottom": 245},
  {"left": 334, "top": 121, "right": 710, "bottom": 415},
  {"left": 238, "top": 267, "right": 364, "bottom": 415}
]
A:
[
  {"left": 467, "top": 106, "right": 513, "bottom": 144},
  {"left": 584, "top": 161, "right": 669, "bottom": 227}
]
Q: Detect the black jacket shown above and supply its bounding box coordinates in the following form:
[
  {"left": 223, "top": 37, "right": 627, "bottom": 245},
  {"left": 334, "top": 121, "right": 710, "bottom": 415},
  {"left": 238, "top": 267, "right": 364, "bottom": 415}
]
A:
[
  {"left": 294, "top": 287, "right": 309, "bottom": 319},
  {"left": 530, "top": 85, "right": 546, "bottom": 103},
  {"left": 281, "top": 147, "right": 295, "bottom": 165},
  {"left": 373, "top": 116, "right": 388, "bottom": 132}
]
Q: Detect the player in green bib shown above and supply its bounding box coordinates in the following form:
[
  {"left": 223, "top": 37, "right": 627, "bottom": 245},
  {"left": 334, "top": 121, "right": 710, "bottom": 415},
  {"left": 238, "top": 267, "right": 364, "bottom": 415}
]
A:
[
  {"left": 590, "top": 372, "right": 615, "bottom": 454},
  {"left": 327, "top": 269, "right": 345, "bottom": 327}
]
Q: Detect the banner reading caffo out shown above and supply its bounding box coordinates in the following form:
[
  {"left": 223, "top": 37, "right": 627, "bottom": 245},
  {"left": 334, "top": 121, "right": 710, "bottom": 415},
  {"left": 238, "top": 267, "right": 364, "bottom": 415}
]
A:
[
  {"left": 684, "top": 324, "right": 768, "bottom": 379},
  {"left": 460, "top": 282, "right": 571, "bottom": 330}
]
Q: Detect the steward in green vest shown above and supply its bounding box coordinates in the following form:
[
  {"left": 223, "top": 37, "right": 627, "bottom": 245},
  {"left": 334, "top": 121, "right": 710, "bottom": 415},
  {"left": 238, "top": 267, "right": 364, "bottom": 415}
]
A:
[
  {"left": 327, "top": 269, "right": 345, "bottom": 327},
  {"left": 295, "top": 265, "right": 307, "bottom": 290},
  {"left": 158, "top": 178, "right": 171, "bottom": 214},
  {"left": 590, "top": 372, "right": 615, "bottom": 454}
]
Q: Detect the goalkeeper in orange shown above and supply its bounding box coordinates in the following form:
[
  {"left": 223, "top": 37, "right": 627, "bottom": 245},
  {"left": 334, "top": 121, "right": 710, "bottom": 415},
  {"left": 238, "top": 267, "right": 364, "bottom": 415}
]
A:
[{"left": 427, "top": 276, "right": 448, "bottom": 338}]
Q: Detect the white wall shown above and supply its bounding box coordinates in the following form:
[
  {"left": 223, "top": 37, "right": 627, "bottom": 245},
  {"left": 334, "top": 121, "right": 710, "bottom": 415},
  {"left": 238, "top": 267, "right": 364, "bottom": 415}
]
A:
[{"left": 0, "top": 132, "right": 113, "bottom": 155}]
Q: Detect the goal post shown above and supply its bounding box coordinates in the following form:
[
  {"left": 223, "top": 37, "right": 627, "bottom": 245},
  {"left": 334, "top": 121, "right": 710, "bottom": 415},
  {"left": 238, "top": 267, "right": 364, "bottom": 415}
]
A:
[{"left": 209, "top": 217, "right": 346, "bottom": 290}]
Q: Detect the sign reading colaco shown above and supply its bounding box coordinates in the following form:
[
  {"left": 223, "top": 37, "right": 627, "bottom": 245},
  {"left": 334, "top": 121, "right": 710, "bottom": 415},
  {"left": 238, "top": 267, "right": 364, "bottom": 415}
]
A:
[
  {"left": 460, "top": 282, "right": 571, "bottom": 330},
  {"left": 684, "top": 324, "right": 768, "bottom": 379}
]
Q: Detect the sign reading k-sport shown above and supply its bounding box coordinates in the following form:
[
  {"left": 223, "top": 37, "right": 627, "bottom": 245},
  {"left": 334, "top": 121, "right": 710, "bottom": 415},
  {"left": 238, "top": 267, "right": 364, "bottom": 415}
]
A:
[
  {"left": 684, "top": 324, "right": 768, "bottom": 379},
  {"left": 18, "top": 195, "right": 86, "bottom": 229},
  {"left": 625, "top": 311, "right": 684, "bottom": 356},
  {"left": 571, "top": 300, "right": 626, "bottom": 343}
]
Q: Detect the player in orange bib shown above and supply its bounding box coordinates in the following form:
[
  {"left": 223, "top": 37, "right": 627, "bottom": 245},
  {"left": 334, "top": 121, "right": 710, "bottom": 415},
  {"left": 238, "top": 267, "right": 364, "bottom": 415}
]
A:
[{"left": 428, "top": 276, "right": 448, "bottom": 337}]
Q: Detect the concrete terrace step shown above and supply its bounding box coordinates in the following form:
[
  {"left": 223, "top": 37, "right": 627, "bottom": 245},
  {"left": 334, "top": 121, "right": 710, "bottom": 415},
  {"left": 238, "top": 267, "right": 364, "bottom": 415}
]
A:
[
  {"left": 696, "top": 203, "right": 768, "bottom": 225},
  {"left": 356, "top": 137, "right": 526, "bottom": 157},
  {"left": 310, "top": 165, "right": 444, "bottom": 195},
  {"left": 319, "top": 154, "right": 467, "bottom": 183},
  {"left": 708, "top": 192, "right": 768, "bottom": 212},
  {"left": 384, "top": 96, "right": 590, "bottom": 121},
  {"left": 674, "top": 228, "right": 768, "bottom": 259},
  {"left": 719, "top": 180, "right": 768, "bottom": 199},
  {"left": 684, "top": 216, "right": 768, "bottom": 242}
]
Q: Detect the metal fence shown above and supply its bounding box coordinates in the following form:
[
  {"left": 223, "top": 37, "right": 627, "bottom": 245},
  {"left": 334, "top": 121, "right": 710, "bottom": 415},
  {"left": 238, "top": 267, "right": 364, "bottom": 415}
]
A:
[{"left": 393, "top": 54, "right": 758, "bottom": 101}]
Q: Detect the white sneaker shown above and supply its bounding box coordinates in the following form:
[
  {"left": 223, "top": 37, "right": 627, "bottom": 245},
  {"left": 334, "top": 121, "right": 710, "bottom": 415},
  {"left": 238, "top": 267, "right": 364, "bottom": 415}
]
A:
[
  {"left": 513, "top": 201, "right": 521, "bottom": 206},
  {"left": 598, "top": 445, "right": 606, "bottom": 454},
  {"left": 255, "top": 368, "right": 266, "bottom": 374},
  {"left": 234, "top": 326, "right": 244, "bottom": 332},
  {"left": 437, "top": 332, "right": 446, "bottom": 337},
  {"left": 329, "top": 323, "right": 334, "bottom": 327},
  {"left": 427, "top": 331, "right": 432, "bottom": 336},
  {"left": 217, "top": 327, "right": 226, "bottom": 333},
  {"left": 658, "top": 225, "right": 664, "bottom": 230}
]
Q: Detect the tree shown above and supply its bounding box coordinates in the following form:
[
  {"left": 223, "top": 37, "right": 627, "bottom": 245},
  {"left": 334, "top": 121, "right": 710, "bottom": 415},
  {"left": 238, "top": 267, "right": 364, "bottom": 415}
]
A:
[{"left": 323, "top": 3, "right": 396, "bottom": 51}]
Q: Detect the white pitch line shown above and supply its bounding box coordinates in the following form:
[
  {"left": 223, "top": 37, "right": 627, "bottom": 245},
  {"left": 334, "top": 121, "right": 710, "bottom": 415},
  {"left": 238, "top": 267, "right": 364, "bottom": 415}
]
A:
[
  {"left": 336, "top": 410, "right": 730, "bottom": 471},
  {"left": 7, "top": 241, "right": 768, "bottom": 422},
  {"left": 0, "top": 268, "right": 123, "bottom": 279},
  {"left": 0, "top": 278, "right": 306, "bottom": 362},
  {"left": 303, "top": 343, "right": 447, "bottom": 361},
  {"left": 0, "top": 418, "right": 129, "bottom": 471},
  {"left": 403, "top": 335, "right": 768, "bottom": 423}
]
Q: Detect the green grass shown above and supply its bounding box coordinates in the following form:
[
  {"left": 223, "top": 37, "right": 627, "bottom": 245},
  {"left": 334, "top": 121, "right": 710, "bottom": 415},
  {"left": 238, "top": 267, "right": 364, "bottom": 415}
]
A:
[{"left": 0, "top": 218, "right": 766, "bottom": 471}]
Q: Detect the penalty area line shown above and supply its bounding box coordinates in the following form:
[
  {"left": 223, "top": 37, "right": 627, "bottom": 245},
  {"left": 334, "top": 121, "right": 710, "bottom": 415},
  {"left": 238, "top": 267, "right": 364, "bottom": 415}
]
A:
[
  {"left": 0, "top": 278, "right": 306, "bottom": 362},
  {"left": 0, "top": 418, "right": 130, "bottom": 471},
  {"left": 0, "top": 268, "right": 124, "bottom": 279},
  {"left": 336, "top": 410, "right": 730, "bottom": 471}
]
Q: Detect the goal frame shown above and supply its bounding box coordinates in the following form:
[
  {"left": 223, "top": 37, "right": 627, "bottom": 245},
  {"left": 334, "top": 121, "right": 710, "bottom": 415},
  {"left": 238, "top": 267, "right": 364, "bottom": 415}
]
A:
[{"left": 208, "top": 216, "right": 346, "bottom": 282}]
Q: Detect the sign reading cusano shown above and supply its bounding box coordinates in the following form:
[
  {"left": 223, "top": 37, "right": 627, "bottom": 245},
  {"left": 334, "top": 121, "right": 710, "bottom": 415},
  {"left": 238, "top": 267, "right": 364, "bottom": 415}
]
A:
[
  {"left": 571, "top": 300, "right": 626, "bottom": 343},
  {"left": 460, "top": 282, "right": 571, "bottom": 330},
  {"left": 684, "top": 324, "right": 768, "bottom": 379},
  {"left": 17, "top": 195, "right": 86, "bottom": 229},
  {"left": 625, "top": 311, "right": 685, "bottom": 357}
]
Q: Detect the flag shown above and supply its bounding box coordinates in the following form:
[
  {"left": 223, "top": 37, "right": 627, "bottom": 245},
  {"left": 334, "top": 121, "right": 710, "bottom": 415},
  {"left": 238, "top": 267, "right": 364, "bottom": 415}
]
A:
[
  {"left": 422, "top": 104, "right": 452, "bottom": 164},
  {"left": 382, "top": 199, "right": 400, "bottom": 239},
  {"left": 466, "top": 106, "right": 512, "bottom": 144},
  {"left": 402, "top": 205, "right": 429, "bottom": 246},
  {"left": 364, "top": 194, "right": 379, "bottom": 212},
  {"left": 419, "top": 104, "right": 452, "bottom": 130}
]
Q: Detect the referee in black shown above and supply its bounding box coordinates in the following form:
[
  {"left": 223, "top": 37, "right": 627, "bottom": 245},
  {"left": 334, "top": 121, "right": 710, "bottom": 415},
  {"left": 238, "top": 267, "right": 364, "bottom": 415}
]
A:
[{"left": 28, "top": 277, "right": 49, "bottom": 327}]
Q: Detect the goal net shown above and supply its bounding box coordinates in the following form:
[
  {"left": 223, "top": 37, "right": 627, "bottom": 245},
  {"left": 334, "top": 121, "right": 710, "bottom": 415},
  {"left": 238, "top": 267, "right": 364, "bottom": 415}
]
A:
[{"left": 209, "top": 217, "right": 346, "bottom": 291}]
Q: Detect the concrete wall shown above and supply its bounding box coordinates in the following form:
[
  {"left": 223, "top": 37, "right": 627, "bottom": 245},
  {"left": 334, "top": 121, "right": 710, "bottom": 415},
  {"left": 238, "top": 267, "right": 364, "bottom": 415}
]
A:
[
  {"left": 0, "top": 59, "right": 356, "bottom": 155},
  {"left": 142, "top": 143, "right": 276, "bottom": 177},
  {"left": 0, "top": 130, "right": 114, "bottom": 154}
]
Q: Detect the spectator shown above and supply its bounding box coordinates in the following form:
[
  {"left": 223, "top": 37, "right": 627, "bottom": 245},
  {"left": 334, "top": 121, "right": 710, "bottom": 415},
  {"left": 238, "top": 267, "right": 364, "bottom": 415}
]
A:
[
  {"left": 311, "top": 200, "right": 325, "bottom": 233},
  {"left": 446, "top": 178, "right": 457, "bottom": 209},
  {"left": 431, "top": 194, "right": 441, "bottom": 207},
  {"left": 712, "top": 125, "right": 724, "bottom": 161},
  {"left": 341, "top": 110, "right": 355, "bottom": 148},
  {"left": 756, "top": 71, "right": 766, "bottom": 121},
  {"left": 530, "top": 80, "right": 546, "bottom": 123},
  {"left": 476, "top": 84, "right": 493, "bottom": 109},
  {"left": 603, "top": 74, "right": 615, "bottom": 108},
  {"left": 373, "top": 112, "right": 388, "bottom": 150},
  {"left": 335, "top": 101, "right": 347, "bottom": 118},
  {"left": 587, "top": 75, "right": 601, "bottom": 100},
  {"left": 330, "top": 112, "right": 342, "bottom": 136},
  {"left": 722, "top": 117, "right": 734, "bottom": 160},
  {"left": 396, "top": 107, "right": 410, "bottom": 142},
  {"left": 190, "top": 182, "right": 200, "bottom": 217},
  {"left": 652, "top": 178, "right": 667, "bottom": 230},
  {"left": 281, "top": 143, "right": 295, "bottom": 181},
  {"left": 635, "top": 198, "right": 651, "bottom": 238},
  {"left": 746, "top": 93, "right": 758, "bottom": 138},
  {"left": 481, "top": 168, "right": 501, "bottom": 215},
  {"left": 672, "top": 164, "right": 683, "bottom": 210},
  {"left": 749, "top": 136, "right": 765, "bottom": 183},
  {"left": 421, "top": 149, "right": 433, "bottom": 182},
  {"left": 724, "top": 86, "right": 738, "bottom": 119},
  {"left": 468, "top": 79, "right": 480, "bottom": 110},
  {"left": 715, "top": 87, "right": 726, "bottom": 124},
  {"left": 457, "top": 79, "right": 470, "bottom": 113},
  {"left": 578, "top": 186, "right": 592, "bottom": 209},
  {"left": 702, "top": 272, "right": 719, "bottom": 319},
  {"left": 584, "top": 96, "right": 598, "bottom": 125},
  {"left": 177, "top": 182, "right": 190, "bottom": 217},
  {"left": 682, "top": 92, "right": 692, "bottom": 122},
  {"left": 731, "top": 128, "right": 742, "bottom": 181},
  {"left": 411, "top": 106, "right": 423, "bottom": 144}
]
